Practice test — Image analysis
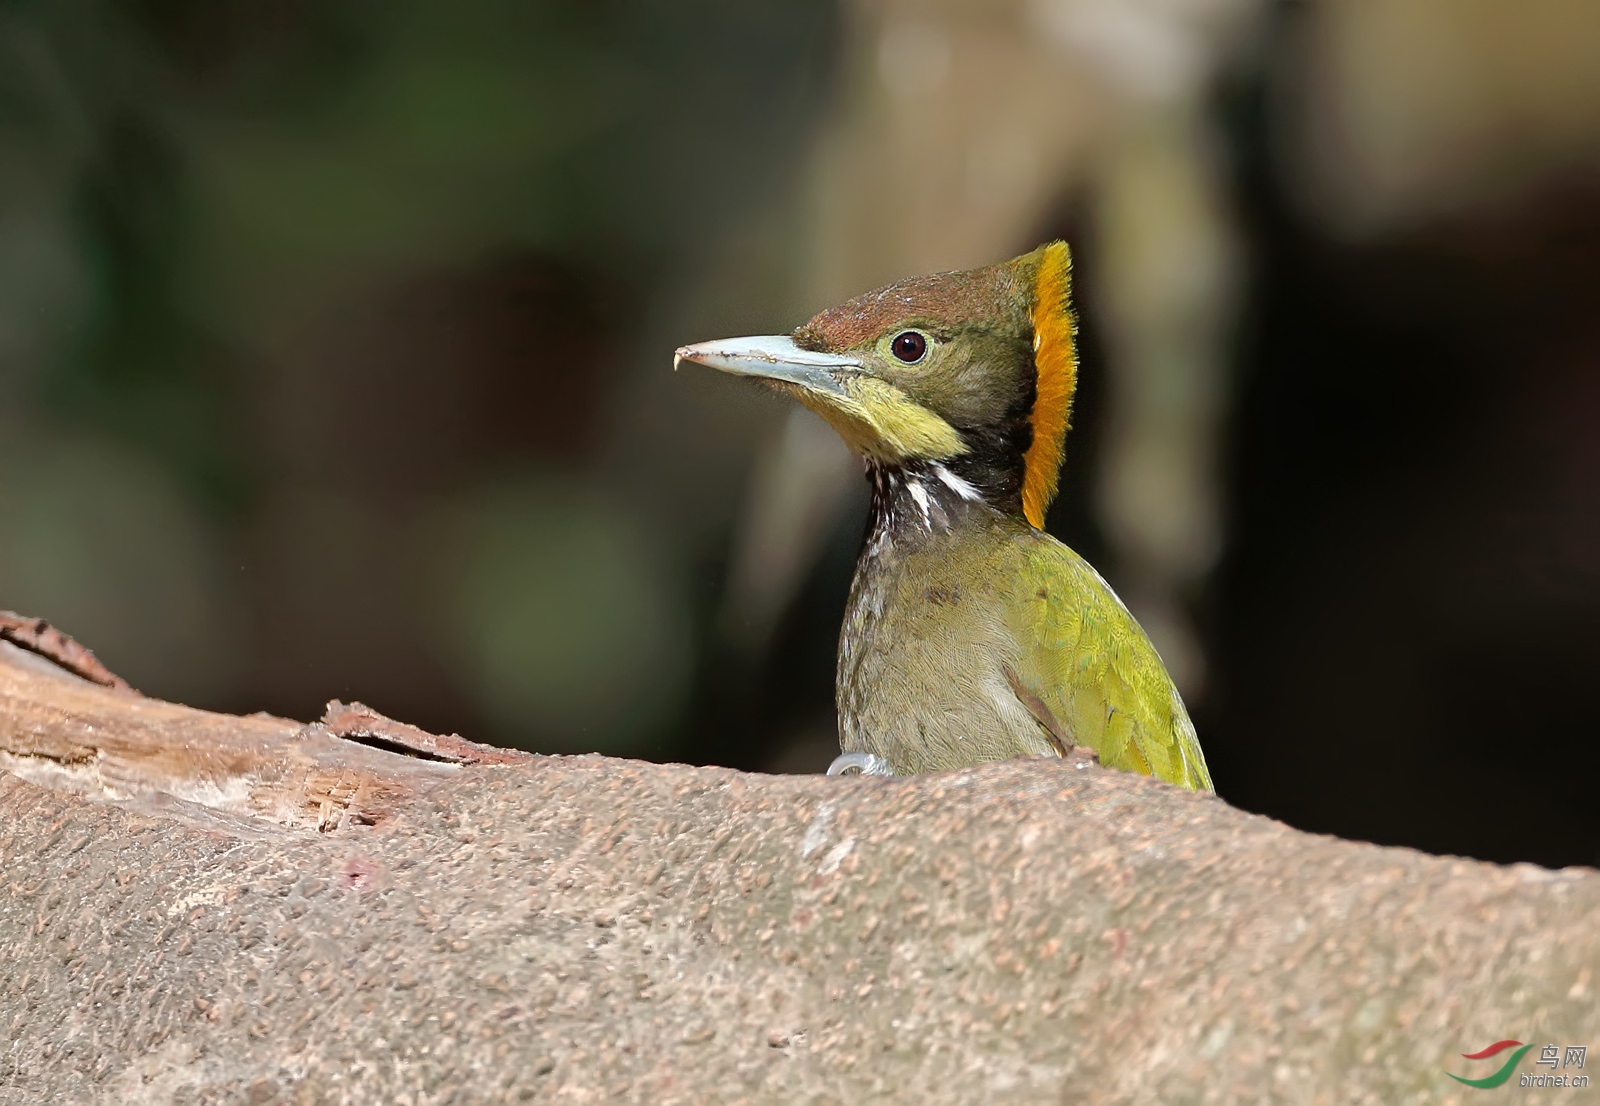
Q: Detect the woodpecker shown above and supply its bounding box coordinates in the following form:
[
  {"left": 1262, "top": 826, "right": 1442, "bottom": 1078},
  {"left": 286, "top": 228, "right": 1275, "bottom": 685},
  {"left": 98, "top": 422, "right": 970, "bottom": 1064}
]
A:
[{"left": 677, "top": 243, "right": 1211, "bottom": 790}]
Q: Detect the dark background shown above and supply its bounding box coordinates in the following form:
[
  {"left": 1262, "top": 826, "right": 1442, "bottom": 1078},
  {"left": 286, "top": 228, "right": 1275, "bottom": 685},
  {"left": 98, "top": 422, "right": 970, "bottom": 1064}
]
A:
[{"left": 2, "top": 0, "right": 1596, "bottom": 868}]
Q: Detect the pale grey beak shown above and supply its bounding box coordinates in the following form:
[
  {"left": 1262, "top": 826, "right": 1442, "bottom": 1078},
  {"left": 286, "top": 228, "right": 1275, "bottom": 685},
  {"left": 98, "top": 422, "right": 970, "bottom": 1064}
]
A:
[{"left": 674, "top": 334, "right": 859, "bottom": 397}]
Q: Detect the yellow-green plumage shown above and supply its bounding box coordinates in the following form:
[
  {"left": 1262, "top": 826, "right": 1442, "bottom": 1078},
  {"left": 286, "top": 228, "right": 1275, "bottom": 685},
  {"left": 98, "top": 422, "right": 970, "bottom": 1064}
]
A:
[
  {"left": 836, "top": 498, "right": 1209, "bottom": 789},
  {"left": 1009, "top": 535, "right": 1210, "bottom": 789},
  {"left": 676, "top": 241, "right": 1213, "bottom": 792}
]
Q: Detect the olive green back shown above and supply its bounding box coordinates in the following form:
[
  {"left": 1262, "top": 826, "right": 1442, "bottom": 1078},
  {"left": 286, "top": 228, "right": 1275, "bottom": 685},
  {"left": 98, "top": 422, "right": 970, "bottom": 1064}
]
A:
[{"left": 1002, "top": 534, "right": 1212, "bottom": 791}]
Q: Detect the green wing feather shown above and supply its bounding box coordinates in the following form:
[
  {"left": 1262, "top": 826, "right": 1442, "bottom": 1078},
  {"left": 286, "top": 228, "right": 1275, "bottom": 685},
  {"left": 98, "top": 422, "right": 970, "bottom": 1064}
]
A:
[{"left": 1004, "top": 537, "right": 1213, "bottom": 792}]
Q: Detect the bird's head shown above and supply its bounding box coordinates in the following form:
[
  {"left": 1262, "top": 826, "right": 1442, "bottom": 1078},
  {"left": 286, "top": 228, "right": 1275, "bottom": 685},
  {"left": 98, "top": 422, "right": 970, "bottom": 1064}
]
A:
[{"left": 676, "top": 242, "right": 1077, "bottom": 528}]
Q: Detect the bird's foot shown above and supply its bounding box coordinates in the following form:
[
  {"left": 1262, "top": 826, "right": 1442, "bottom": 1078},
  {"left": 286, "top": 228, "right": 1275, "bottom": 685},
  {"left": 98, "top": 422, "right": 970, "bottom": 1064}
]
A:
[{"left": 826, "top": 752, "right": 894, "bottom": 777}]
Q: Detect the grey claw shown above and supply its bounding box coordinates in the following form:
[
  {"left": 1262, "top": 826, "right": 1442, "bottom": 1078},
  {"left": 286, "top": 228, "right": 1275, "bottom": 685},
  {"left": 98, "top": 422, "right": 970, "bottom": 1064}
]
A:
[{"left": 826, "top": 752, "right": 894, "bottom": 777}]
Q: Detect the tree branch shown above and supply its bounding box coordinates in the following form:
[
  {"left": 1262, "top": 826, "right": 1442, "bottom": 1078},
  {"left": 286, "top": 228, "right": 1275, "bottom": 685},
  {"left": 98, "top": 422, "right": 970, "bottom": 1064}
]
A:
[{"left": 0, "top": 622, "right": 1593, "bottom": 1104}]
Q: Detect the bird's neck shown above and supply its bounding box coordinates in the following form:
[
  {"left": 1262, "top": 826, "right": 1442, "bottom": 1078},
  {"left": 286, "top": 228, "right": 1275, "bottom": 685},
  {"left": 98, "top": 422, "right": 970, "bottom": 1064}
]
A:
[{"left": 862, "top": 458, "right": 1012, "bottom": 550}]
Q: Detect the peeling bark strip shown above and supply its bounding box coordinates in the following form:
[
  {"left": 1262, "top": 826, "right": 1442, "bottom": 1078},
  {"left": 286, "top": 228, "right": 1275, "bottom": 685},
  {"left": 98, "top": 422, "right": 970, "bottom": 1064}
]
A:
[
  {"left": 0, "top": 636, "right": 458, "bottom": 834},
  {"left": 0, "top": 633, "right": 1595, "bottom": 1104},
  {"left": 320, "top": 699, "right": 531, "bottom": 765},
  {"left": 0, "top": 609, "right": 135, "bottom": 691}
]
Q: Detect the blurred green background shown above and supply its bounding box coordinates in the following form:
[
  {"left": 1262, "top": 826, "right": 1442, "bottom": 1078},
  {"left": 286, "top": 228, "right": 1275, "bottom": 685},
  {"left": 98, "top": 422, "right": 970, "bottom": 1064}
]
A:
[{"left": 2, "top": 0, "right": 1598, "bottom": 867}]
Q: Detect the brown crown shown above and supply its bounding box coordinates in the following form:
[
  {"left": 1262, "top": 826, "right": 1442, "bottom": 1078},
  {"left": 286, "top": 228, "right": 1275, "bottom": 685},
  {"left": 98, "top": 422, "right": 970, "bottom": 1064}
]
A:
[{"left": 794, "top": 255, "right": 1038, "bottom": 351}]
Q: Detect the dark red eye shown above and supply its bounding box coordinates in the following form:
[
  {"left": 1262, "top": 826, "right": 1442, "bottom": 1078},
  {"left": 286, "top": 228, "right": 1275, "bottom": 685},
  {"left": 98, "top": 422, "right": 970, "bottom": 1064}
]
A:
[{"left": 890, "top": 330, "right": 928, "bottom": 363}]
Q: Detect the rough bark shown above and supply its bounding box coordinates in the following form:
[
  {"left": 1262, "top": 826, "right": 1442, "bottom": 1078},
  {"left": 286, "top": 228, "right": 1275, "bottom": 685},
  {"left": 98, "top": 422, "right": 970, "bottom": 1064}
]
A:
[{"left": 0, "top": 625, "right": 1594, "bottom": 1106}]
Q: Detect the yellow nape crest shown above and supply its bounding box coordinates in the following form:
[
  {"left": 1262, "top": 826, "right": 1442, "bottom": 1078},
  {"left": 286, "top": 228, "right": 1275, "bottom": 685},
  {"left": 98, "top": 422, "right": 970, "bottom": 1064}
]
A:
[{"left": 1022, "top": 241, "right": 1078, "bottom": 530}]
